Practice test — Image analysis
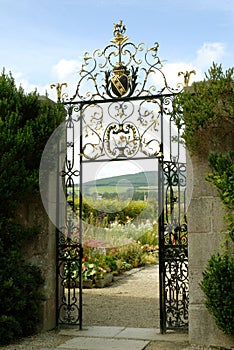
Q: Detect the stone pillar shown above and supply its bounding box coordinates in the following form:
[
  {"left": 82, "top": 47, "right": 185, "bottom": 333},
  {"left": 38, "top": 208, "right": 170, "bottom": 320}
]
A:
[
  {"left": 17, "top": 195, "right": 57, "bottom": 331},
  {"left": 187, "top": 120, "right": 234, "bottom": 348}
]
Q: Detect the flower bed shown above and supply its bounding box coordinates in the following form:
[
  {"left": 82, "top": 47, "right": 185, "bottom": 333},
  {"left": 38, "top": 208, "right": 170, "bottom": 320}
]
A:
[{"left": 64, "top": 221, "right": 159, "bottom": 288}]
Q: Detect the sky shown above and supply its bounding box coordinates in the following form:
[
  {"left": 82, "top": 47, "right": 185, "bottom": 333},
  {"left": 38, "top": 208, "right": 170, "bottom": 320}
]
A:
[
  {"left": 1, "top": 0, "right": 233, "bottom": 100},
  {"left": 1, "top": 0, "right": 234, "bottom": 180}
]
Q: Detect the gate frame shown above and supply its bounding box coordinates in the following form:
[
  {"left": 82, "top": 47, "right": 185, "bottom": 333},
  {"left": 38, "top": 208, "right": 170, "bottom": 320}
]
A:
[{"left": 55, "top": 20, "right": 189, "bottom": 333}]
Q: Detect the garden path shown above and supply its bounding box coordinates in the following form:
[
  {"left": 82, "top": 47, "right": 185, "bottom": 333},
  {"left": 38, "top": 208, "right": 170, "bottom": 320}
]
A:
[
  {"left": 5, "top": 264, "right": 197, "bottom": 349},
  {"left": 83, "top": 264, "right": 160, "bottom": 328}
]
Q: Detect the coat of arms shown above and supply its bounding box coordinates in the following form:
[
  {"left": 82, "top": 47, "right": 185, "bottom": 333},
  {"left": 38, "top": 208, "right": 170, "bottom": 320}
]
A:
[{"left": 110, "top": 65, "right": 129, "bottom": 97}]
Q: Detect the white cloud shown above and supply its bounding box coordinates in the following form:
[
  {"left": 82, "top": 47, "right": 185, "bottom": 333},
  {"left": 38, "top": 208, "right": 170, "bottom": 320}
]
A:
[
  {"left": 195, "top": 42, "right": 226, "bottom": 69},
  {"left": 11, "top": 41, "right": 227, "bottom": 102},
  {"left": 161, "top": 62, "right": 201, "bottom": 88},
  {"left": 52, "top": 58, "right": 81, "bottom": 81},
  {"left": 11, "top": 70, "right": 49, "bottom": 97},
  {"left": 8, "top": 59, "right": 82, "bottom": 102},
  {"left": 48, "top": 58, "right": 82, "bottom": 101},
  {"left": 159, "top": 41, "right": 226, "bottom": 88}
]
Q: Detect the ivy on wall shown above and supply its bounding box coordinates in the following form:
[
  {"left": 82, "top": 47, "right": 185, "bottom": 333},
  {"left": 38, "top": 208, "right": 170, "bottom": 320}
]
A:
[
  {"left": 207, "top": 151, "right": 234, "bottom": 242},
  {"left": 200, "top": 151, "right": 234, "bottom": 335}
]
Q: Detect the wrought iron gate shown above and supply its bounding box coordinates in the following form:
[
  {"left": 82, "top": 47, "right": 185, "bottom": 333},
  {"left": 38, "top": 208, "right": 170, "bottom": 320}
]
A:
[
  {"left": 158, "top": 160, "right": 188, "bottom": 332},
  {"left": 55, "top": 21, "right": 189, "bottom": 332}
]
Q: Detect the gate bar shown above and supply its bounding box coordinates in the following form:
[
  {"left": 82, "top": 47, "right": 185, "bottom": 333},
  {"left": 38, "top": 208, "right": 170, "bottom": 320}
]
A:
[
  {"left": 158, "top": 157, "right": 166, "bottom": 334},
  {"left": 79, "top": 106, "right": 83, "bottom": 329}
]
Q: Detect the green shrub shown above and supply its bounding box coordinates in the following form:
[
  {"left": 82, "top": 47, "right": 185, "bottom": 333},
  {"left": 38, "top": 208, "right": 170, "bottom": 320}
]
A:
[
  {"left": 104, "top": 251, "right": 118, "bottom": 272},
  {"left": 116, "top": 242, "right": 145, "bottom": 268},
  {"left": 80, "top": 199, "right": 150, "bottom": 225},
  {"left": 0, "top": 264, "right": 44, "bottom": 340},
  {"left": 137, "top": 224, "right": 158, "bottom": 247},
  {"left": 0, "top": 315, "right": 21, "bottom": 346},
  {"left": 200, "top": 151, "right": 234, "bottom": 335},
  {"left": 200, "top": 253, "right": 234, "bottom": 335},
  {"left": 0, "top": 221, "right": 45, "bottom": 345},
  {"left": 0, "top": 70, "right": 64, "bottom": 345}
]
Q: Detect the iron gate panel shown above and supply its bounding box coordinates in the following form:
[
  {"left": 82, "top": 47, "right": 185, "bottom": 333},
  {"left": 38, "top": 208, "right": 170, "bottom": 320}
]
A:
[
  {"left": 159, "top": 160, "right": 188, "bottom": 332},
  {"left": 56, "top": 109, "right": 83, "bottom": 326},
  {"left": 55, "top": 21, "right": 190, "bottom": 332}
]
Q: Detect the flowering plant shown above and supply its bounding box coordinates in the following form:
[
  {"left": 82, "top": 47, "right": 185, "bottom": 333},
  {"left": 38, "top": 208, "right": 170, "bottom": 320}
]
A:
[
  {"left": 82, "top": 262, "right": 97, "bottom": 281},
  {"left": 82, "top": 249, "right": 111, "bottom": 281}
]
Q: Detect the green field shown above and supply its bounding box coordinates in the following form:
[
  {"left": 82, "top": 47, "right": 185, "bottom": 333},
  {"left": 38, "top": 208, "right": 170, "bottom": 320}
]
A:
[{"left": 75, "top": 171, "right": 158, "bottom": 196}]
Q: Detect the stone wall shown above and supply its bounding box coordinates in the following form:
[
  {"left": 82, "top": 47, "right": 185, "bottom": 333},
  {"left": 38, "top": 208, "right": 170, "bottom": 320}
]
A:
[
  {"left": 17, "top": 195, "right": 57, "bottom": 331},
  {"left": 187, "top": 120, "right": 234, "bottom": 348},
  {"left": 16, "top": 135, "right": 66, "bottom": 332}
]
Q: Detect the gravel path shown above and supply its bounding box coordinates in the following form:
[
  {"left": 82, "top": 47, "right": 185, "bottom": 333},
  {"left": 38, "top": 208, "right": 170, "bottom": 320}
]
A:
[
  {"left": 83, "top": 264, "right": 160, "bottom": 328},
  {"left": 2, "top": 264, "right": 202, "bottom": 350}
]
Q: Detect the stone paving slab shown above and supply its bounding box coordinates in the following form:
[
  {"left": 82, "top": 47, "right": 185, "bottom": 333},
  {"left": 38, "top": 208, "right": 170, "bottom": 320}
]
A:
[
  {"left": 115, "top": 327, "right": 188, "bottom": 342},
  {"left": 59, "top": 326, "right": 188, "bottom": 342},
  {"left": 57, "top": 337, "right": 149, "bottom": 350},
  {"left": 115, "top": 327, "right": 160, "bottom": 340},
  {"left": 45, "top": 326, "right": 189, "bottom": 350},
  {"left": 59, "top": 326, "right": 125, "bottom": 338}
]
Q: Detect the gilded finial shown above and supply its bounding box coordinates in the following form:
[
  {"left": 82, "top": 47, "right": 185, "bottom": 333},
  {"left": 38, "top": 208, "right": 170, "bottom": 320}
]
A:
[
  {"left": 50, "top": 82, "right": 68, "bottom": 102},
  {"left": 178, "top": 70, "right": 196, "bottom": 87},
  {"left": 111, "top": 20, "right": 129, "bottom": 45}
]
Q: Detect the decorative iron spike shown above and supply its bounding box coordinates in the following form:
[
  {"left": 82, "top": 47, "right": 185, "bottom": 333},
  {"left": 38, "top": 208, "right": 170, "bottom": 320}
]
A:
[
  {"left": 50, "top": 82, "right": 68, "bottom": 102},
  {"left": 111, "top": 20, "right": 129, "bottom": 45},
  {"left": 178, "top": 70, "right": 196, "bottom": 87}
]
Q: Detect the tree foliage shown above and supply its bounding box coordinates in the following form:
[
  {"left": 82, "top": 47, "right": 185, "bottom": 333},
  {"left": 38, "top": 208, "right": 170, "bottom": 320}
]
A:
[
  {"left": 0, "top": 70, "right": 65, "bottom": 345},
  {"left": 173, "top": 63, "right": 234, "bottom": 152},
  {"left": 0, "top": 70, "right": 65, "bottom": 214},
  {"left": 173, "top": 63, "right": 234, "bottom": 335}
]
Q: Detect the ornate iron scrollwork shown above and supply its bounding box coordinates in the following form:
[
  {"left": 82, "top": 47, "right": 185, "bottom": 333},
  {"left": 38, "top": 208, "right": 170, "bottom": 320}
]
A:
[
  {"left": 162, "top": 161, "right": 188, "bottom": 330},
  {"left": 79, "top": 99, "right": 162, "bottom": 160},
  {"left": 61, "top": 20, "right": 182, "bottom": 103},
  {"left": 104, "top": 122, "right": 139, "bottom": 158},
  {"left": 57, "top": 21, "right": 189, "bottom": 333},
  {"left": 57, "top": 232, "right": 82, "bottom": 324}
]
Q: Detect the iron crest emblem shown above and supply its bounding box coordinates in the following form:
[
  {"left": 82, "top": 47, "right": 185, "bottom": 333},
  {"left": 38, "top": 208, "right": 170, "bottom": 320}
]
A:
[{"left": 111, "top": 65, "right": 129, "bottom": 97}]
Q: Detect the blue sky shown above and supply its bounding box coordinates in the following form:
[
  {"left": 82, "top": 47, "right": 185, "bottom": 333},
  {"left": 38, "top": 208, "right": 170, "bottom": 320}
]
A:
[{"left": 1, "top": 0, "right": 234, "bottom": 101}]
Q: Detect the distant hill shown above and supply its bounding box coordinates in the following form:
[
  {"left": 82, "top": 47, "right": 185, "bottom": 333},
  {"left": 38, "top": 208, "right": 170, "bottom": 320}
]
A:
[{"left": 83, "top": 171, "right": 158, "bottom": 189}]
